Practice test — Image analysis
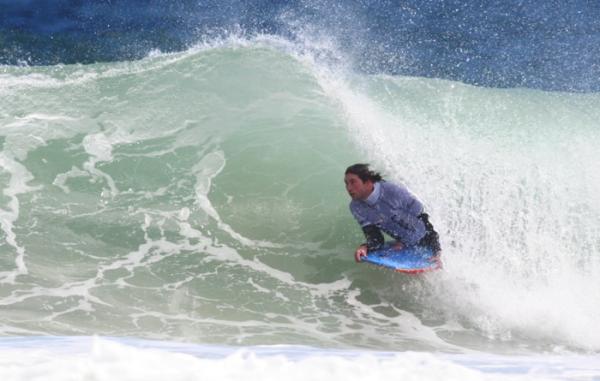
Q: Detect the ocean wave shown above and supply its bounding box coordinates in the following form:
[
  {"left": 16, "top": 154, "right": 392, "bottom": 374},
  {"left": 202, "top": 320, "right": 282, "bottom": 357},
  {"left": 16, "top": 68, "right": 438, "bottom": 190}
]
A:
[{"left": 0, "top": 41, "right": 599, "bottom": 352}]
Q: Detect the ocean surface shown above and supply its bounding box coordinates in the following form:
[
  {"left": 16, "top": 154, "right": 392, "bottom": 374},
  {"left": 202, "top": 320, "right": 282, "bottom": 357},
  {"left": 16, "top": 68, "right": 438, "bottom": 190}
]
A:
[{"left": 1, "top": 1, "right": 600, "bottom": 380}]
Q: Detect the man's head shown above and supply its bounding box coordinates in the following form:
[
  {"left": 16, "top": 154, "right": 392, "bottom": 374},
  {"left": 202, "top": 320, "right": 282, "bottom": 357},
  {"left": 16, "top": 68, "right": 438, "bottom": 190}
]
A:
[{"left": 344, "top": 163, "right": 382, "bottom": 200}]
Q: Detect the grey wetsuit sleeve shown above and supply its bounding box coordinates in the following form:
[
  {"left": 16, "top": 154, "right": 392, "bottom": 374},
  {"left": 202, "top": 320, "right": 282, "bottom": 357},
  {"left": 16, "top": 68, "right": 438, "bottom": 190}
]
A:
[{"left": 362, "top": 225, "right": 384, "bottom": 251}]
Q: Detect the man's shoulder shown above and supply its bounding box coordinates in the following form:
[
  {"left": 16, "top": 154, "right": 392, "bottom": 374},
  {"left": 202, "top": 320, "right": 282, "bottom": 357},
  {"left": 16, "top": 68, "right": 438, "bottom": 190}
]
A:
[{"left": 380, "top": 180, "right": 406, "bottom": 193}]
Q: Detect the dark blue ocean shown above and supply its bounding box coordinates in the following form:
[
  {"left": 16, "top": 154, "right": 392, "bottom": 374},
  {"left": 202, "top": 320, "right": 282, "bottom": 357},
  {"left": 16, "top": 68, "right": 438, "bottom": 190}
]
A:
[{"left": 1, "top": 2, "right": 600, "bottom": 380}]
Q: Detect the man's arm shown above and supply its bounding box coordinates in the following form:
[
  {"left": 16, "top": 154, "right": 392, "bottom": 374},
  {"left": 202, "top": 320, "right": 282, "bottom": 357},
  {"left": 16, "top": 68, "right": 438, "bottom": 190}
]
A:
[
  {"left": 362, "top": 225, "right": 384, "bottom": 251},
  {"left": 354, "top": 225, "right": 384, "bottom": 262}
]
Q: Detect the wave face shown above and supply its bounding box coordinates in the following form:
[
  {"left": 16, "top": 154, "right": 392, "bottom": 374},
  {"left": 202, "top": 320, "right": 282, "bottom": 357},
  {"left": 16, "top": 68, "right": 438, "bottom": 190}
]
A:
[{"left": 1, "top": 38, "right": 599, "bottom": 354}]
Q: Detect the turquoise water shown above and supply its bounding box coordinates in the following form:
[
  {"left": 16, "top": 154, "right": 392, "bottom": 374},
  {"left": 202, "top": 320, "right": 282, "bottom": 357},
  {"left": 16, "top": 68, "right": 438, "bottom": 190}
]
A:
[{"left": 1, "top": 38, "right": 599, "bottom": 377}]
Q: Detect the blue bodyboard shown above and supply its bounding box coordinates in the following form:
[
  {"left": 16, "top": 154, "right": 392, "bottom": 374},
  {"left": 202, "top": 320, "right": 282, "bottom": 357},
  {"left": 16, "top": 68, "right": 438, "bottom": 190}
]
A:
[{"left": 361, "top": 243, "right": 441, "bottom": 274}]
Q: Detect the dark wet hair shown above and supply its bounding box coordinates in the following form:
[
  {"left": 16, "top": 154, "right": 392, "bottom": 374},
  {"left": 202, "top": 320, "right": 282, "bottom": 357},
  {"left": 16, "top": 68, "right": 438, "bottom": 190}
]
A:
[{"left": 345, "top": 163, "right": 383, "bottom": 183}]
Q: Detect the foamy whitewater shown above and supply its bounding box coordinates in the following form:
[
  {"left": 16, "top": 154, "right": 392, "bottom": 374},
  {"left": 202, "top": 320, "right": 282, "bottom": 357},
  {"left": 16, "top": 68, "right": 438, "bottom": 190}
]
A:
[{"left": 1, "top": 33, "right": 599, "bottom": 380}]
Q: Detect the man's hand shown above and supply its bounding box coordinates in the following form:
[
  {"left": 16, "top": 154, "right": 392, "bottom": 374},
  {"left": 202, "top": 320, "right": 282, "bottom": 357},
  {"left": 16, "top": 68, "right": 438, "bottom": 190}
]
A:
[{"left": 354, "top": 244, "right": 368, "bottom": 262}]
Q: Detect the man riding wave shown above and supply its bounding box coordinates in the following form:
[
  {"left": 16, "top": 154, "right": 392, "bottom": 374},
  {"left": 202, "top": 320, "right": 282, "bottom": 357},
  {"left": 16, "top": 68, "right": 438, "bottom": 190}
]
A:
[{"left": 344, "top": 163, "right": 441, "bottom": 262}]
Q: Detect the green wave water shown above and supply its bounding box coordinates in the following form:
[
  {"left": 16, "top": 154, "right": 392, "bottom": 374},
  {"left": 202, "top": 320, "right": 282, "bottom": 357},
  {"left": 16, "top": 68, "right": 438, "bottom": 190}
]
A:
[{"left": 1, "top": 38, "right": 599, "bottom": 353}]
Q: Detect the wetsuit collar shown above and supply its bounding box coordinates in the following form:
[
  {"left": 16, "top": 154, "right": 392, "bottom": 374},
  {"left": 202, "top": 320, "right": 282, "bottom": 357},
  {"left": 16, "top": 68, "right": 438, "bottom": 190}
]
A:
[{"left": 365, "top": 181, "right": 381, "bottom": 206}]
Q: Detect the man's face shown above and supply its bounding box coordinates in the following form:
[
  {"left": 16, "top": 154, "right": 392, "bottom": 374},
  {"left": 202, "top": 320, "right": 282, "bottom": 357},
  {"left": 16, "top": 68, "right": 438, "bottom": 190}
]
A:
[{"left": 344, "top": 173, "right": 374, "bottom": 200}]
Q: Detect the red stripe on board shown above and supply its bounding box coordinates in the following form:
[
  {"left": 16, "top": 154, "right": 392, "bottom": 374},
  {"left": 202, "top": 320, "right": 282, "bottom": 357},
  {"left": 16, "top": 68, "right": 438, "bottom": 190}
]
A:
[{"left": 394, "top": 260, "right": 443, "bottom": 275}]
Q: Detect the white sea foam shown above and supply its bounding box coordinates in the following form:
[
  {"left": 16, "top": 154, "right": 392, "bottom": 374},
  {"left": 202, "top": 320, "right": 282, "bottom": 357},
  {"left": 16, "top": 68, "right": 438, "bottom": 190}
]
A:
[
  {"left": 0, "top": 337, "right": 598, "bottom": 381},
  {"left": 0, "top": 152, "right": 41, "bottom": 283}
]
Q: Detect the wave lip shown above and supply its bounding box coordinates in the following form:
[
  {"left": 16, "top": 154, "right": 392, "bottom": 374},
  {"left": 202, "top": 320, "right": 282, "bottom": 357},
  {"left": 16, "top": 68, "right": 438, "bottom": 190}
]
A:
[{"left": 3, "top": 2, "right": 600, "bottom": 91}]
